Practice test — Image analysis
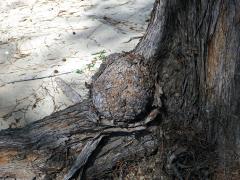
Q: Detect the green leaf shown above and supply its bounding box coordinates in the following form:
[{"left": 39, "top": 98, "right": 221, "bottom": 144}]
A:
[{"left": 76, "top": 69, "right": 83, "bottom": 74}]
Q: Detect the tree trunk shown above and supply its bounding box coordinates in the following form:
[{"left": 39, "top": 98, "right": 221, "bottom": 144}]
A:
[{"left": 1, "top": 0, "right": 240, "bottom": 179}]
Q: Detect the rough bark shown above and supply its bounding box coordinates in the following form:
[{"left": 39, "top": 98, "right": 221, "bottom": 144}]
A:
[
  {"left": 92, "top": 53, "right": 156, "bottom": 123},
  {"left": 93, "top": 0, "right": 240, "bottom": 177},
  {"left": 0, "top": 100, "right": 158, "bottom": 179},
  {"left": 136, "top": 0, "right": 240, "bottom": 176},
  {"left": 1, "top": 0, "right": 240, "bottom": 179}
]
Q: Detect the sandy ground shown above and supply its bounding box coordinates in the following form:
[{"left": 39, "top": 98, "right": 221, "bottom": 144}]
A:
[{"left": 0, "top": 0, "right": 154, "bottom": 129}]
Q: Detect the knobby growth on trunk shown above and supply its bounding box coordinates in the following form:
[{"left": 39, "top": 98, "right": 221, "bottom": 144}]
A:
[{"left": 0, "top": 0, "right": 240, "bottom": 179}]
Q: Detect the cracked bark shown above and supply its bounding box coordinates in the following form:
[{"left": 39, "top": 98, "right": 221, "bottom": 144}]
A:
[{"left": 1, "top": 0, "right": 240, "bottom": 179}]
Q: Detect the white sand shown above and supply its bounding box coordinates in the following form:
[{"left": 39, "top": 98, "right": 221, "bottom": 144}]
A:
[{"left": 0, "top": 0, "right": 154, "bottom": 129}]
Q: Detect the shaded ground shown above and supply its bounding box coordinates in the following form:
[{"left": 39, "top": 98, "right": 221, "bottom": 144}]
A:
[{"left": 0, "top": 0, "right": 154, "bottom": 129}]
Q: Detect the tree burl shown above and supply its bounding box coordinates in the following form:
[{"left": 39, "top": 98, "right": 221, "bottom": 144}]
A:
[{"left": 92, "top": 53, "right": 155, "bottom": 123}]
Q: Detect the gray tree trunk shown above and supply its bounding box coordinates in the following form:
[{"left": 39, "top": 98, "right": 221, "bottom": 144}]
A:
[{"left": 0, "top": 0, "right": 240, "bottom": 179}]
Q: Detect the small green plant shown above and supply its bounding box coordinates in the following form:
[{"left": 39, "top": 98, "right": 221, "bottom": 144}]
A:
[
  {"left": 86, "top": 50, "right": 107, "bottom": 70},
  {"left": 86, "top": 63, "right": 95, "bottom": 70},
  {"left": 76, "top": 50, "right": 108, "bottom": 73},
  {"left": 76, "top": 69, "right": 83, "bottom": 74},
  {"left": 92, "top": 50, "right": 107, "bottom": 62},
  {"left": 92, "top": 50, "right": 106, "bottom": 56}
]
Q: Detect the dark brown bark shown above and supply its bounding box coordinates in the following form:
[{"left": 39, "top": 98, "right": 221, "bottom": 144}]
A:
[
  {"left": 0, "top": 0, "right": 240, "bottom": 179},
  {"left": 137, "top": 0, "right": 240, "bottom": 177}
]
